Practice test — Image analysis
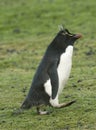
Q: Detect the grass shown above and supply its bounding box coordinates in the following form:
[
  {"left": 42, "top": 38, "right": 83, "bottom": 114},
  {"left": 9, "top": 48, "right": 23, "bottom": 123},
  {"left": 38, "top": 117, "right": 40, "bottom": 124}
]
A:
[{"left": 0, "top": 0, "right": 96, "bottom": 129}]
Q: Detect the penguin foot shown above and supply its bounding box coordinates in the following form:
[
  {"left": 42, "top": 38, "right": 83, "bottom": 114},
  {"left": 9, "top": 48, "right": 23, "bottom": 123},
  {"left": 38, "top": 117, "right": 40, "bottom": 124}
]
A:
[
  {"left": 55, "top": 100, "right": 76, "bottom": 108},
  {"left": 50, "top": 100, "right": 76, "bottom": 108},
  {"left": 36, "top": 107, "right": 50, "bottom": 115},
  {"left": 38, "top": 110, "right": 49, "bottom": 115}
]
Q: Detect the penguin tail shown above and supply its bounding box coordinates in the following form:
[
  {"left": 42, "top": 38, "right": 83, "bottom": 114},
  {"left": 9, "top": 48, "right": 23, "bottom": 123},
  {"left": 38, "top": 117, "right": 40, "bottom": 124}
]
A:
[{"left": 21, "top": 98, "right": 32, "bottom": 110}]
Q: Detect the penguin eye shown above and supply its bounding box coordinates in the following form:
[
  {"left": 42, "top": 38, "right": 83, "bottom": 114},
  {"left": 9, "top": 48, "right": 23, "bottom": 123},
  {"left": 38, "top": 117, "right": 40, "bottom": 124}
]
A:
[
  {"left": 62, "top": 32, "right": 68, "bottom": 35},
  {"left": 62, "top": 32, "right": 73, "bottom": 37}
]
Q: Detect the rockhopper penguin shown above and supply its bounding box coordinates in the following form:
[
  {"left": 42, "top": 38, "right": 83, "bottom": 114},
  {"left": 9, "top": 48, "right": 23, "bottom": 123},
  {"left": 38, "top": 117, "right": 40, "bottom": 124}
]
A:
[{"left": 21, "top": 27, "right": 82, "bottom": 115}]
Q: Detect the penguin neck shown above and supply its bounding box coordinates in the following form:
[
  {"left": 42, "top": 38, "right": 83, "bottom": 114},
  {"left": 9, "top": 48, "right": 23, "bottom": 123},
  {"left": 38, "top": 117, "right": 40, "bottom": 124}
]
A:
[
  {"left": 65, "top": 45, "right": 73, "bottom": 57},
  {"left": 48, "top": 43, "right": 73, "bottom": 56}
]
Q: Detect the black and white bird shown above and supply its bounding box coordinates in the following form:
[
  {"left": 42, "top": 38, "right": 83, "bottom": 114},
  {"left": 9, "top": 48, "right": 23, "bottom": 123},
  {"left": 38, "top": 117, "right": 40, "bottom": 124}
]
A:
[{"left": 21, "top": 27, "right": 82, "bottom": 115}]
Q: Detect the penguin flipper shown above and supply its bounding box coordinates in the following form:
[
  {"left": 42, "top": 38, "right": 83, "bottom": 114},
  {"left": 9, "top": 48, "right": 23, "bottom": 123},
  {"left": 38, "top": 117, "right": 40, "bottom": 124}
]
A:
[{"left": 48, "top": 61, "right": 59, "bottom": 99}]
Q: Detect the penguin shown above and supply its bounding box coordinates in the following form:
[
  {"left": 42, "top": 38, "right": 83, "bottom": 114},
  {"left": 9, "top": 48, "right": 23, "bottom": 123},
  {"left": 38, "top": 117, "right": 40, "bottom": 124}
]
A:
[{"left": 21, "top": 27, "right": 82, "bottom": 115}]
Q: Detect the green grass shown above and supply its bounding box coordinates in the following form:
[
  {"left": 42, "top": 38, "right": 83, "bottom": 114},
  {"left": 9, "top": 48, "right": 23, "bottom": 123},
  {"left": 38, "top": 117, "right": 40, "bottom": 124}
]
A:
[{"left": 0, "top": 0, "right": 96, "bottom": 130}]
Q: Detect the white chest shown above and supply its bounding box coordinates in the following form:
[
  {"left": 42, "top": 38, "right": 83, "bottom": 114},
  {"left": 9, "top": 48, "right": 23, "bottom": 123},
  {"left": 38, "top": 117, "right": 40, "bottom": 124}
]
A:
[
  {"left": 57, "top": 45, "right": 73, "bottom": 94},
  {"left": 44, "top": 45, "right": 73, "bottom": 97}
]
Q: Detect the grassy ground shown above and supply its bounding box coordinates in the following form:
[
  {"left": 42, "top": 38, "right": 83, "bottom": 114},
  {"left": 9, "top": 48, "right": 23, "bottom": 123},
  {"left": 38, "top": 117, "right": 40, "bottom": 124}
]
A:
[{"left": 0, "top": 0, "right": 96, "bottom": 130}]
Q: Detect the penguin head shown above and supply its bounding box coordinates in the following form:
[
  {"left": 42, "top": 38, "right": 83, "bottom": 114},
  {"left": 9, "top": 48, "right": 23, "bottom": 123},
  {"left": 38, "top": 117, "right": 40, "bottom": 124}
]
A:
[
  {"left": 53, "top": 28, "right": 82, "bottom": 50},
  {"left": 57, "top": 28, "right": 82, "bottom": 46},
  {"left": 58, "top": 29, "right": 82, "bottom": 46}
]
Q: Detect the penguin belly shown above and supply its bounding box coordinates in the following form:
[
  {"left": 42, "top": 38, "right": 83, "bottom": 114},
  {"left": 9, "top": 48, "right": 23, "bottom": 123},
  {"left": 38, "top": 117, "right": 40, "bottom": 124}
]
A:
[{"left": 44, "top": 46, "right": 73, "bottom": 98}]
